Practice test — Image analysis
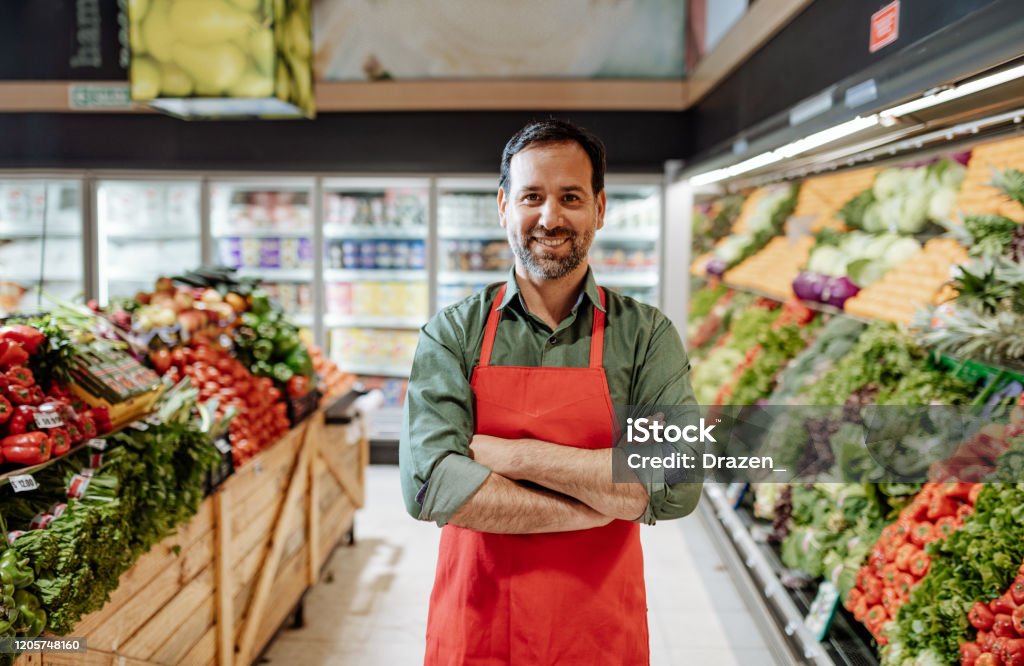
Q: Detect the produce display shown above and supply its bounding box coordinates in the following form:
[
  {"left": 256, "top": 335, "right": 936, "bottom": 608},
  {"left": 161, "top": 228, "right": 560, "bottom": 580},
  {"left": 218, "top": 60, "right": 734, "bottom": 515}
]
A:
[
  {"left": 847, "top": 482, "right": 980, "bottom": 644},
  {"left": 692, "top": 184, "right": 799, "bottom": 277},
  {"left": 918, "top": 169, "right": 1024, "bottom": 369},
  {"left": 724, "top": 235, "right": 816, "bottom": 300},
  {"left": 128, "top": 0, "right": 316, "bottom": 118},
  {"left": 1, "top": 322, "right": 113, "bottom": 470},
  {"left": 692, "top": 194, "right": 746, "bottom": 255}
]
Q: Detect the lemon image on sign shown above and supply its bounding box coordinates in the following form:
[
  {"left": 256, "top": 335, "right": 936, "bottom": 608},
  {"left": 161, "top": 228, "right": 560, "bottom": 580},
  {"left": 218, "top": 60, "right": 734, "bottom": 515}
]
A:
[
  {"left": 142, "top": 0, "right": 175, "bottom": 62},
  {"left": 229, "top": 70, "right": 274, "bottom": 98},
  {"left": 170, "top": 0, "right": 256, "bottom": 45},
  {"left": 160, "top": 62, "right": 194, "bottom": 97},
  {"left": 173, "top": 42, "right": 247, "bottom": 95},
  {"left": 131, "top": 58, "right": 161, "bottom": 100}
]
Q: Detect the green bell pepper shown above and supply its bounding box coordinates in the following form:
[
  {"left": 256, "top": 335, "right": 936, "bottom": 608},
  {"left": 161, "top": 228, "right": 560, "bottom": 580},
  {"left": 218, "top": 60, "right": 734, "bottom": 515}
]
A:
[
  {"left": 12, "top": 590, "right": 44, "bottom": 637},
  {"left": 273, "top": 330, "right": 300, "bottom": 356},
  {"left": 272, "top": 363, "right": 294, "bottom": 383},
  {"left": 250, "top": 292, "right": 271, "bottom": 316},
  {"left": 253, "top": 360, "right": 274, "bottom": 378},
  {"left": 252, "top": 339, "right": 275, "bottom": 362},
  {"left": 284, "top": 347, "right": 313, "bottom": 377},
  {"left": 256, "top": 322, "right": 278, "bottom": 342},
  {"left": 0, "top": 550, "right": 34, "bottom": 589}
]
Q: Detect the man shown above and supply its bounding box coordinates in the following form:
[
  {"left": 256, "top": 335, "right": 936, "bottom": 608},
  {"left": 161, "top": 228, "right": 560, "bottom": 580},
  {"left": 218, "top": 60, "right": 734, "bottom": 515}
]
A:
[{"left": 399, "top": 119, "right": 701, "bottom": 665}]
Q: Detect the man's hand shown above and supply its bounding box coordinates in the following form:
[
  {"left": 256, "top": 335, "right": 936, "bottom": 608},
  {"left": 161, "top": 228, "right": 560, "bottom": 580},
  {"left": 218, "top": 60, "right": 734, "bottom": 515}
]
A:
[
  {"left": 469, "top": 434, "right": 649, "bottom": 521},
  {"left": 469, "top": 434, "right": 525, "bottom": 478}
]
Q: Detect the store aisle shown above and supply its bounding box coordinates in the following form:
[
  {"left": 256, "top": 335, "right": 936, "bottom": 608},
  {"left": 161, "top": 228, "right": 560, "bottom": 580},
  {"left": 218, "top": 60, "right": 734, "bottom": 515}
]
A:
[{"left": 261, "top": 466, "right": 777, "bottom": 666}]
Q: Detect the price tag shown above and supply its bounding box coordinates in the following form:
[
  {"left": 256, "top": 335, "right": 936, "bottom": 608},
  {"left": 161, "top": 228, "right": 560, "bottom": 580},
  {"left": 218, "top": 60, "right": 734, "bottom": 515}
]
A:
[
  {"left": 214, "top": 438, "right": 232, "bottom": 455},
  {"left": 131, "top": 421, "right": 149, "bottom": 431},
  {"left": 804, "top": 581, "right": 840, "bottom": 641},
  {"left": 33, "top": 410, "right": 64, "bottom": 429},
  {"left": 9, "top": 474, "right": 39, "bottom": 493},
  {"left": 87, "top": 438, "right": 107, "bottom": 451},
  {"left": 145, "top": 414, "right": 163, "bottom": 427}
]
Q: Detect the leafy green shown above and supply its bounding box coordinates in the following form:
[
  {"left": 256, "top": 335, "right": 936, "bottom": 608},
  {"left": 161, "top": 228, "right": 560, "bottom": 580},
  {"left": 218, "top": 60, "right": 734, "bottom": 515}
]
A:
[{"left": 883, "top": 484, "right": 1024, "bottom": 665}]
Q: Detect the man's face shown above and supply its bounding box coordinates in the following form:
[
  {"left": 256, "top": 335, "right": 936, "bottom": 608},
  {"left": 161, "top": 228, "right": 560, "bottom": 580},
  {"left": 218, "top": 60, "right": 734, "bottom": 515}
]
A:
[{"left": 498, "top": 142, "right": 605, "bottom": 280}]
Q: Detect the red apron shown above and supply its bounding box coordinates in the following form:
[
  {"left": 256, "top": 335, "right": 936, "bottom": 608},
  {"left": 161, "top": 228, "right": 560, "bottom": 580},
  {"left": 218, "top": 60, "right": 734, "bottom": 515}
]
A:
[{"left": 424, "top": 284, "right": 649, "bottom": 666}]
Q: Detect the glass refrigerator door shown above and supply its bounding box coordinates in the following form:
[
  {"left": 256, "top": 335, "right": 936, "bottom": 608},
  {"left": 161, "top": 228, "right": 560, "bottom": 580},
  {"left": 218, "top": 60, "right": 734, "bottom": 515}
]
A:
[
  {"left": 209, "top": 179, "right": 315, "bottom": 326},
  {"left": 436, "top": 178, "right": 511, "bottom": 310},
  {"left": 96, "top": 179, "right": 202, "bottom": 303},
  {"left": 322, "top": 177, "right": 429, "bottom": 441},
  {"left": 593, "top": 181, "right": 661, "bottom": 305},
  {"left": 0, "top": 178, "right": 84, "bottom": 315}
]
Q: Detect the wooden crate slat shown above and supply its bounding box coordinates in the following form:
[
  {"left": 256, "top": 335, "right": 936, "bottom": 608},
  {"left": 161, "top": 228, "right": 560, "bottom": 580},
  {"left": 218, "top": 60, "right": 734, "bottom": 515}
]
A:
[
  {"left": 318, "top": 496, "right": 356, "bottom": 569},
  {"left": 180, "top": 626, "right": 217, "bottom": 666},
  {"left": 223, "top": 424, "right": 306, "bottom": 506},
  {"left": 120, "top": 567, "right": 214, "bottom": 660},
  {"left": 150, "top": 597, "right": 215, "bottom": 665},
  {"left": 86, "top": 561, "right": 182, "bottom": 652},
  {"left": 254, "top": 543, "right": 311, "bottom": 656},
  {"left": 235, "top": 429, "right": 316, "bottom": 666}
]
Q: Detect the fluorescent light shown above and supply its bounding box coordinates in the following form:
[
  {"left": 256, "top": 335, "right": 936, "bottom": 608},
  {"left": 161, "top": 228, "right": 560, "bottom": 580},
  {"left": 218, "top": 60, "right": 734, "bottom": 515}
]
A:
[
  {"left": 880, "top": 62, "right": 1024, "bottom": 120},
  {"left": 688, "top": 114, "right": 879, "bottom": 186}
]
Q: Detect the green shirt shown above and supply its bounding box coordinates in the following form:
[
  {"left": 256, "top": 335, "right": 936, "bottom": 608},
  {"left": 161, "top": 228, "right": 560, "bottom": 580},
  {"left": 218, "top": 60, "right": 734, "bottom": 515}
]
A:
[{"left": 399, "top": 267, "right": 701, "bottom": 526}]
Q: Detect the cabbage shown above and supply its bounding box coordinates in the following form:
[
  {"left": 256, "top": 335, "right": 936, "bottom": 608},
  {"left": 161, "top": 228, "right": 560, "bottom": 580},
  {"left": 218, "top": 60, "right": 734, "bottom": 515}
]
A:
[
  {"left": 927, "top": 187, "right": 957, "bottom": 222},
  {"left": 897, "top": 190, "right": 930, "bottom": 233},
  {"left": 882, "top": 237, "right": 921, "bottom": 268},
  {"left": 713, "top": 234, "right": 750, "bottom": 263},
  {"left": 861, "top": 203, "right": 885, "bottom": 233},
  {"left": 847, "top": 258, "right": 888, "bottom": 287},
  {"left": 807, "top": 246, "right": 846, "bottom": 276},
  {"left": 873, "top": 168, "right": 905, "bottom": 200},
  {"left": 841, "top": 232, "right": 874, "bottom": 258},
  {"left": 878, "top": 197, "right": 904, "bottom": 232}
]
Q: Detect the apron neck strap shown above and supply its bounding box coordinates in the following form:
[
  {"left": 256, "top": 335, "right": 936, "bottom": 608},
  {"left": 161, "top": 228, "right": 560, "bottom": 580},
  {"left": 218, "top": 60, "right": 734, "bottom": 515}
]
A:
[{"left": 478, "top": 283, "right": 607, "bottom": 369}]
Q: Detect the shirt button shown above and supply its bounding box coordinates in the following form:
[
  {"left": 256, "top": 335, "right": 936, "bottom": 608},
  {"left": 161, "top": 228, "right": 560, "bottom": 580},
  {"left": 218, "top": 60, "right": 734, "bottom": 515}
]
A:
[{"left": 548, "top": 336, "right": 558, "bottom": 345}]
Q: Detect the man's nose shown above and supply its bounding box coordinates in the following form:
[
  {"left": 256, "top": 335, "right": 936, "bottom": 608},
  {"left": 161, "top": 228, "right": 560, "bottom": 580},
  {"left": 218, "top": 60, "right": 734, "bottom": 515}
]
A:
[{"left": 538, "top": 199, "right": 565, "bottom": 228}]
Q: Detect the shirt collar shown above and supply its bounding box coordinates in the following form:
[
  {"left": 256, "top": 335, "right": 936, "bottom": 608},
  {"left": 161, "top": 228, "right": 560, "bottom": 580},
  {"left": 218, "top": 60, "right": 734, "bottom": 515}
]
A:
[{"left": 497, "top": 266, "right": 606, "bottom": 314}]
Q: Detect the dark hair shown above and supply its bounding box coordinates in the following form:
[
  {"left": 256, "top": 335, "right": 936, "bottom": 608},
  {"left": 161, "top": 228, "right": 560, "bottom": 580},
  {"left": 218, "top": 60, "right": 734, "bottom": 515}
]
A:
[{"left": 498, "top": 119, "right": 607, "bottom": 195}]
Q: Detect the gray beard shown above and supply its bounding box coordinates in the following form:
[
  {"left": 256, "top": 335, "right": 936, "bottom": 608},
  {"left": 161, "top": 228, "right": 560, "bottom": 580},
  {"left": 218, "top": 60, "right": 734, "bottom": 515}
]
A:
[{"left": 510, "top": 227, "right": 594, "bottom": 279}]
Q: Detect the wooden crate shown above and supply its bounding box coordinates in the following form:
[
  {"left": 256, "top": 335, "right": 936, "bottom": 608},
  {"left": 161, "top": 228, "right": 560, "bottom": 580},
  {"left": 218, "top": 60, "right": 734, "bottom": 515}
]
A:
[
  {"left": 957, "top": 134, "right": 1024, "bottom": 221},
  {"left": 15, "top": 406, "right": 368, "bottom": 666}
]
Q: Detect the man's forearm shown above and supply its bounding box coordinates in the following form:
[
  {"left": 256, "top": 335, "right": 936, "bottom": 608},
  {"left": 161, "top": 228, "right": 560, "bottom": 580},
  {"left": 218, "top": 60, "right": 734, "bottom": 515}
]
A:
[
  {"left": 448, "top": 472, "right": 612, "bottom": 534},
  {"left": 507, "top": 441, "right": 648, "bottom": 521}
]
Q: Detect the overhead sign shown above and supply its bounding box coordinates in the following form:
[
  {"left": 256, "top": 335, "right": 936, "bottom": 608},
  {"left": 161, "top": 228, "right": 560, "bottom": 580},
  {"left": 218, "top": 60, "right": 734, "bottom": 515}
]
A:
[{"left": 869, "top": 1, "right": 900, "bottom": 53}]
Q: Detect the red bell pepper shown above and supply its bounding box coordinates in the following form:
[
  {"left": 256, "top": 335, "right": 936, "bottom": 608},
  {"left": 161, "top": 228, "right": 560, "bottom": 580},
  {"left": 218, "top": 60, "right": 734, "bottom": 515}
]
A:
[
  {"left": 1011, "top": 576, "right": 1024, "bottom": 606},
  {"left": 27, "top": 386, "right": 44, "bottom": 406},
  {"left": 972, "top": 602, "right": 997, "bottom": 631},
  {"left": 962, "top": 642, "right": 982, "bottom": 666},
  {"left": 0, "top": 394, "right": 12, "bottom": 425},
  {"left": 3, "top": 383, "right": 33, "bottom": 406},
  {"left": 79, "top": 412, "right": 97, "bottom": 439},
  {"left": 994, "top": 614, "right": 1017, "bottom": 638},
  {"left": 65, "top": 421, "right": 82, "bottom": 444},
  {"left": 993, "top": 592, "right": 1020, "bottom": 614},
  {"left": 0, "top": 339, "right": 29, "bottom": 369},
  {"left": 909, "top": 552, "right": 931, "bottom": 578},
  {"left": 0, "top": 325, "right": 45, "bottom": 354},
  {"left": 48, "top": 428, "right": 71, "bottom": 457},
  {"left": 5, "top": 366, "right": 34, "bottom": 387},
  {"left": 1, "top": 432, "right": 51, "bottom": 465},
  {"left": 1013, "top": 606, "right": 1024, "bottom": 636},
  {"left": 6, "top": 405, "right": 35, "bottom": 435},
  {"left": 90, "top": 407, "right": 112, "bottom": 433}
]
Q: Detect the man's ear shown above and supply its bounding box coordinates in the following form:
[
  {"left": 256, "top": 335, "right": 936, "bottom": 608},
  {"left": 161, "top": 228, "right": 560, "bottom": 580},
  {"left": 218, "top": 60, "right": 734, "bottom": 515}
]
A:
[
  {"left": 497, "top": 186, "right": 508, "bottom": 229},
  {"left": 596, "top": 190, "right": 606, "bottom": 230}
]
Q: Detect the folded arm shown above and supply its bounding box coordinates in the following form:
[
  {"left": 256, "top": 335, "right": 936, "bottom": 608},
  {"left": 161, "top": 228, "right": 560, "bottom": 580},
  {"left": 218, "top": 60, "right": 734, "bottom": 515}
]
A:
[
  {"left": 448, "top": 472, "right": 612, "bottom": 533},
  {"left": 471, "top": 436, "right": 648, "bottom": 521}
]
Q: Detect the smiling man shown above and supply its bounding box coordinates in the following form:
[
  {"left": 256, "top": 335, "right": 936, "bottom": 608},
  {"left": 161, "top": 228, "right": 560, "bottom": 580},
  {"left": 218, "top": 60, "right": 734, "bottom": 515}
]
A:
[{"left": 399, "top": 119, "right": 700, "bottom": 665}]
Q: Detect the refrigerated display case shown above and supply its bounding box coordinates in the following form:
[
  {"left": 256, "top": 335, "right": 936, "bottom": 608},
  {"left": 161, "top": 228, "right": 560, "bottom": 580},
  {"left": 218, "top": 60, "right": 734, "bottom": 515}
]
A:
[
  {"left": 209, "top": 178, "right": 315, "bottom": 326},
  {"left": 437, "top": 178, "right": 509, "bottom": 309},
  {"left": 95, "top": 178, "right": 202, "bottom": 303},
  {"left": 322, "top": 177, "right": 430, "bottom": 441},
  {"left": 436, "top": 176, "right": 663, "bottom": 309},
  {"left": 0, "top": 177, "right": 85, "bottom": 314}
]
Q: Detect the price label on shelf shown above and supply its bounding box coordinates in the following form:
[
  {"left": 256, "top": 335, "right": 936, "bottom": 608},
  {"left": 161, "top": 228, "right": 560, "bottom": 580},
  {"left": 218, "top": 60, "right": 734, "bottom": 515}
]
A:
[
  {"left": 214, "top": 438, "right": 232, "bottom": 455},
  {"left": 9, "top": 474, "right": 39, "bottom": 493},
  {"left": 804, "top": 581, "right": 840, "bottom": 641},
  {"left": 33, "top": 411, "right": 64, "bottom": 429},
  {"left": 87, "top": 439, "right": 107, "bottom": 451}
]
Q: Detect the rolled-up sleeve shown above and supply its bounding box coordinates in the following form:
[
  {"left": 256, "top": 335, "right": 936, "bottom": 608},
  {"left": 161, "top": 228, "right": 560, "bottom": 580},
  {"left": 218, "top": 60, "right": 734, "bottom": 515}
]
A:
[
  {"left": 633, "top": 314, "right": 703, "bottom": 524},
  {"left": 399, "top": 310, "right": 491, "bottom": 526}
]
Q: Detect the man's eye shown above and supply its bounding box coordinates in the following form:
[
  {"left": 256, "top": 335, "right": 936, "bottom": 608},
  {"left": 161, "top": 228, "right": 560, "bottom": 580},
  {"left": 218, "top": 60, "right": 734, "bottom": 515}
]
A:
[
  {"left": 563, "top": 194, "right": 580, "bottom": 202},
  {"left": 522, "top": 193, "right": 541, "bottom": 202}
]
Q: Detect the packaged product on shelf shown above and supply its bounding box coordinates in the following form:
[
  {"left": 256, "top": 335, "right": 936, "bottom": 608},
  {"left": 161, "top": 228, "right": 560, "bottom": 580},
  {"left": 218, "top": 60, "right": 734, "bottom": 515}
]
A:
[
  {"left": 326, "top": 282, "right": 352, "bottom": 315},
  {"left": 259, "top": 238, "right": 282, "bottom": 268}
]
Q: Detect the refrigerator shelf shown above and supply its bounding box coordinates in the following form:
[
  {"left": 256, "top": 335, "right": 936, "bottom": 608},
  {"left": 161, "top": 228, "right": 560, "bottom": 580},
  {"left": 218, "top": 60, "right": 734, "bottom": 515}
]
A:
[
  {"left": 437, "top": 270, "right": 507, "bottom": 284},
  {"left": 324, "top": 315, "right": 425, "bottom": 330},
  {"left": 439, "top": 227, "right": 506, "bottom": 240},
  {"left": 234, "top": 267, "right": 312, "bottom": 282},
  {"left": 0, "top": 227, "right": 80, "bottom": 239},
  {"left": 106, "top": 231, "right": 202, "bottom": 241},
  {"left": 324, "top": 269, "right": 425, "bottom": 282},
  {"left": 323, "top": 225, "right": 426, "bottom": 240},
  {"left": 211, "top": 229, "right": 310, "bottom": 239},
  {"left": 595, "top": 272, "right": 658, "bottom": 288},
  {"left": 338, "top": 362, "right": 412, "bottom": 378}
]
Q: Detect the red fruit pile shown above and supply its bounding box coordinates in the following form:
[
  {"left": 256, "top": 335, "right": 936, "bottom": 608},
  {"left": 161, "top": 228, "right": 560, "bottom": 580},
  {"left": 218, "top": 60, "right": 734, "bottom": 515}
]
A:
[
  {"left": 960, "top": 563, "right": 1024, "bottom": 666},
  {"left": 152, "top": 341, "right": 289, "bottom": 466},
  {"left": 847, "top": 482, "right": 981, "bottom": 643}
]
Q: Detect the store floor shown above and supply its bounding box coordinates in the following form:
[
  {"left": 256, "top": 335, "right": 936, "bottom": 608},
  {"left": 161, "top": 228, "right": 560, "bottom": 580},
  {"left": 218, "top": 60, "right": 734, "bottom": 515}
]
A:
[{"left": 261, "top": 466, "right": 777, "bottom": 666}]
